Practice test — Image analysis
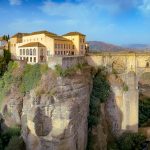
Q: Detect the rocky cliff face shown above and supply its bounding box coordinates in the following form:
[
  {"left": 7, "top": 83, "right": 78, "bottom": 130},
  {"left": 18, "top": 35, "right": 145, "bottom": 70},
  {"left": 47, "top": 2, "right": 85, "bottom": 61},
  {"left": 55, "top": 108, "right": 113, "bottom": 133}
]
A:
[{"left": 1, "top": 65, "right": 92, "bottom": 150}]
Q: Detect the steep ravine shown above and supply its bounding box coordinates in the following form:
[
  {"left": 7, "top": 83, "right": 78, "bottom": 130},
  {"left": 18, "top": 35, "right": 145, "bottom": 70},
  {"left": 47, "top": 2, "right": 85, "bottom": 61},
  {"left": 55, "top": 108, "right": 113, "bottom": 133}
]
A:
[{"left": 1, "top": 62, "right": 144, "bottom": 150}]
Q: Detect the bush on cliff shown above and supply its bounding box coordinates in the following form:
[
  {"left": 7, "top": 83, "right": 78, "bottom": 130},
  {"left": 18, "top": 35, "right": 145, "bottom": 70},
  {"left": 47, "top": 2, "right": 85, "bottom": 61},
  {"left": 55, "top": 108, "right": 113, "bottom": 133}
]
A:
[
  {"left": 0, "top": 127, "right": 21, "bottom": 150},
  {"left": 88, "top": 67, "right": 110, "bottom": 129},
  {"left": 20, "top": 63, "right": 48, "bottom": 93},
  {"left": 55, "top": 63, "right": 87, "bottom": 77},
  {"left": 109, "top": 132, "right": 146, "bottom": 150},
  {"left": 87, "top": 67, "right": 110, "bottom": 150},
  {"left": 0, "top": 62, "right": 18, "bottom": 106},
  {"left": 5, "top": 136, "right": 25, "bottom": 150},
  {"left": 0, "top": 56, "right": 7, "bottom": 76},
  {"left": 139, "top": 97, "right": 150, "bottom": 127}
]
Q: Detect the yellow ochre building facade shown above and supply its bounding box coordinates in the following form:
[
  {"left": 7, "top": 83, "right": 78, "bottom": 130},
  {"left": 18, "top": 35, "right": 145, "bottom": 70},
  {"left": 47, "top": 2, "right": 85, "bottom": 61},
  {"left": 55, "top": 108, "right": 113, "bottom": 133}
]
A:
[{"left": 10, "top": 31, "right": 86, "bottom": 64}]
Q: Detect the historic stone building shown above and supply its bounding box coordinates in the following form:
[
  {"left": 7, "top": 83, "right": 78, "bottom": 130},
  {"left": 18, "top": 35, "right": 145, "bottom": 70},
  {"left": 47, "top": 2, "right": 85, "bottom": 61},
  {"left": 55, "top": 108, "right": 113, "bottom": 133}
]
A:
[{"left": 9, "top": 31, "right": 86, "bottom": 64}]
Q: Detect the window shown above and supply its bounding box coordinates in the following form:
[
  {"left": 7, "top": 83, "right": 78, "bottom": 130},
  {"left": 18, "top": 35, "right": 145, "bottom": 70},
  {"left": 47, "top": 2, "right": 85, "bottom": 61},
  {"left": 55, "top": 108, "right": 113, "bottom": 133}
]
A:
[
  {"left": 23, "top": 49, "right": 25, "bottom": 55},
  {"left": 64, "top": 44, "right": 65, "bottom": 49},
  {"left": 83, "top": 39, "right": 85, "bottom": 43},
  {"left": 72, "top": 45, "right": 75, "bottom": 49},
  {"left": 20, "top": 49, "right": 22, "bottom": 55},
  {"left": 61, "top": 51, "right": 63, "bottom": 55},
  {"left": 30, "top": 49, "right": 32, "bottom": 55},
  {"left": 69, "top": 45, "right": 70, "bottom": 49},
  {"left": 20, "top": 57, "right": 22, "bottom": 60},
  {"left": 26, "top": 49, "right": 29, "bottom": 55},
  {"left": 64, "top": 51, "right": 65, "bottom": 55},
  {"left": 27, "top": 57, "right": 28, "bottom": 62},
  {"left": 33, "top": 49, "right": 36, "bottom": 55},
  {"left": 30, "top": 57, "right": 32, "bottom": 62},
  {"left": 61, "top": 44, "right": 63, "bottom": 49},
  {"left": 34, "top": 57, "right": 36, "bottom": 62},
  {"left": 58, "top": 44, "right": 60, "bottom": 49}
]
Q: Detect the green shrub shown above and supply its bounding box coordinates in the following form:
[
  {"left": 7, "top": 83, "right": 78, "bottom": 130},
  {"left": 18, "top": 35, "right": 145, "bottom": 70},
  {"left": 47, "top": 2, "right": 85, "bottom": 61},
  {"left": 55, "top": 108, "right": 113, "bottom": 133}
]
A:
[
  {"left": 116, "top": 132, "right": 146, "bottom": 150},
  {"left": 88, "top": 67, "right": 110, "bottom": 129},
  {"left": 139, "top": 98, "right": 150, "bottom": 127},
  {"left": 4, "top": 50, "right": 11, "bottom": 64},
  {"left": 5, "top": 136, "right": 25, "bottom": 150},
  {"left": 0, "top": 56, "right": 7, "bottom": 76},
  {"left": 20, "top": 64, "right": 48, "bottom": 93},
  {"left": 0, "top": 127, "right": 21, "bottom": 149},
  {"left": 55, "top": 63, "right": 88, "bottom": 77},
  {"left": 0, "top": 62, "right": 18, "bottom": 106}
]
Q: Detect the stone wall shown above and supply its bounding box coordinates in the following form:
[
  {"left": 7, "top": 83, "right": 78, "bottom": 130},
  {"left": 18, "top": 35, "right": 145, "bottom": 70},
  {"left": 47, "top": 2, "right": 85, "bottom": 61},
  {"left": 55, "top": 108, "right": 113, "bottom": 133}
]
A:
[{"left": 47, "top": 56, "right": 86, "bottom": 69}]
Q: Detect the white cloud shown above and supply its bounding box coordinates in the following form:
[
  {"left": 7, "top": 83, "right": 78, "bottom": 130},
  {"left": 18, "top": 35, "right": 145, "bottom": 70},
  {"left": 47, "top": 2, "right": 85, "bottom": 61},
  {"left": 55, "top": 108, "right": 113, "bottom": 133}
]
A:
[
  {"left": 139, "top": 0, "right": 150, "bottom": 13},
  {"left": 9, "top": 0, "right": 22, "bottom": 5}
]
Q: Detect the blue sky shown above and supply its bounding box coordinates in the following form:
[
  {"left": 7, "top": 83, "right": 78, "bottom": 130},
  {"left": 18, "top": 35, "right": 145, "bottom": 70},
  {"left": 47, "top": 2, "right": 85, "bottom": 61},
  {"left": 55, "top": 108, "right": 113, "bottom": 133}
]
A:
[{"left": 0, "top": 0, "right": 150, "bottom": 45}]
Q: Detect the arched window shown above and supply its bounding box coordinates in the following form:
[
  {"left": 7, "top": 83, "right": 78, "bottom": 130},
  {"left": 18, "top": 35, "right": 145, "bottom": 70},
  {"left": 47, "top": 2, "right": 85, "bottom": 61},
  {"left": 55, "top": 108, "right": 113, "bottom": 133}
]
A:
[
  {"left": 33, "top": 48, "right": 36, "bottom": 55},
  {"left": 30, "top": 49, "right": 32, "bottom": 55},
  {"left": 20, "top": 49, "right": 22, "bottom": 55},
  {"left": 26, "top": 49, "right": 29, "bottom": 55},
  {"left": 23, "top": 49, "right": 25, "bottom": 55}
]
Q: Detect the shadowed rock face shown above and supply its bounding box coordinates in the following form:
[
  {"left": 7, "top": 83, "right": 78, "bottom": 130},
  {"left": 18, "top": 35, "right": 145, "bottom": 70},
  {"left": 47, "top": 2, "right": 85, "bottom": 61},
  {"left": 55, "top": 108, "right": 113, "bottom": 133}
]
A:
[
  {"left": 1, "top": 67, "right": 92, "bottom": 150},
  {"left": 21, "top": 70, "right": 92, "bottom": 150}
]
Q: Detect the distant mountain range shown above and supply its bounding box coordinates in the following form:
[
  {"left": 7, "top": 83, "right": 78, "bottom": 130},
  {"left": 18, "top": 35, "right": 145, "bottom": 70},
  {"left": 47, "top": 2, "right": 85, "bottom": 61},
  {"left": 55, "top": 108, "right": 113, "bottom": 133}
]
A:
[
  {"left": 88, "top": 41, "right": 150, "bottom": 52},
  {"left": 123, "top": 44, "right": 150, "bottom": 50}
]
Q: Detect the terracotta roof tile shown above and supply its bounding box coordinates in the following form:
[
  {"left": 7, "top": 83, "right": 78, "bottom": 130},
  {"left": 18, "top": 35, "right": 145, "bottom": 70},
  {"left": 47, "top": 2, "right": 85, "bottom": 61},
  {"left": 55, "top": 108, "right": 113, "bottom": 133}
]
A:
[
  {"left": 63, "top": 32, "right": 85, "bottom": 36},
  {"left": 19, "top": 42, "right": 46, "bottom": 47}
]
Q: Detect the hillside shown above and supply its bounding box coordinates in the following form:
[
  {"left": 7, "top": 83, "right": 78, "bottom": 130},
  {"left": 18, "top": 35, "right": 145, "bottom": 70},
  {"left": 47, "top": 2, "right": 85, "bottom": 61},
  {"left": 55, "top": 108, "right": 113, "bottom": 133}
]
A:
[
  {"left": 88, "top": 41, "right": 124, "bottom": 52},
  {"left": 88, "top": 41, "right": 150, "bottom": 52},
  {"left": 123, "top": 44, "right": 150, "bottom": 50}
]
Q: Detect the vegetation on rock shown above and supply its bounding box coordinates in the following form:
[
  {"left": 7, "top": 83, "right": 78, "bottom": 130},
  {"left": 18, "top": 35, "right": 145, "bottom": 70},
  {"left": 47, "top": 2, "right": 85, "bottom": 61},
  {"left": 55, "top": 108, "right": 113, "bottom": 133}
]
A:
[
  {"left": 108, "top": 132, "right": 146, "bottom": 150},
  {"left": 0, "top": 62, "right": 18, "bottom": 106},
  {"left": 0, "top": 126, "right": 24, "bottom": 150},
  {"left": 87, "top": 67, "right": 110, "bottom": 149},
  {"left": 139, "top": 97, "right": 150, "bottom": 127},
  {"left": 55, "top": 63, "right": 87, "bottom": 77},
  {"left": 0, "top": 50, "right": 11, "bottom": 77},
  {"left": 0, "top": 62, "right": 49, "bottom": 107},
  {"left": 20, "top": 64, "right": 48, "bottom": 93}
]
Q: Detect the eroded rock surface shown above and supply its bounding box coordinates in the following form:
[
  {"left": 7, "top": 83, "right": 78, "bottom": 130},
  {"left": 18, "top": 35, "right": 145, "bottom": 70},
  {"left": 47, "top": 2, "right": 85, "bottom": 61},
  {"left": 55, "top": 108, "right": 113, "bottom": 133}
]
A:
[{"left": 20, "top": 69, "right": 92, "bottom": 150}]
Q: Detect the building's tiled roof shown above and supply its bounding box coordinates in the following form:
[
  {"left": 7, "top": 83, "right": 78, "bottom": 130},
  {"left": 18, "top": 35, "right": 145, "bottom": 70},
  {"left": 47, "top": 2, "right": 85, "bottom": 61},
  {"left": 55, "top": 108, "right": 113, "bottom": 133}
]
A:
[
  {"left": 22, "top": 30, "right": 71, "bottom": 41},
  {"left": 63, "top": 32, "right": 85, "bottom": 36},
  {"left": 11, "top": 31, "right": 85, "bottom": 42},
  {"left": 23, "top": 30, "right": 57, "bottom": 37},
  {"left": 50, "top": 35, "right": 71, "bottom": 41},
  {"left": 19, "top": 42, "right": 46, "bottom": 47},
  {"left": 11, "top": 33, "right": 28, "bottom": 38}
]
